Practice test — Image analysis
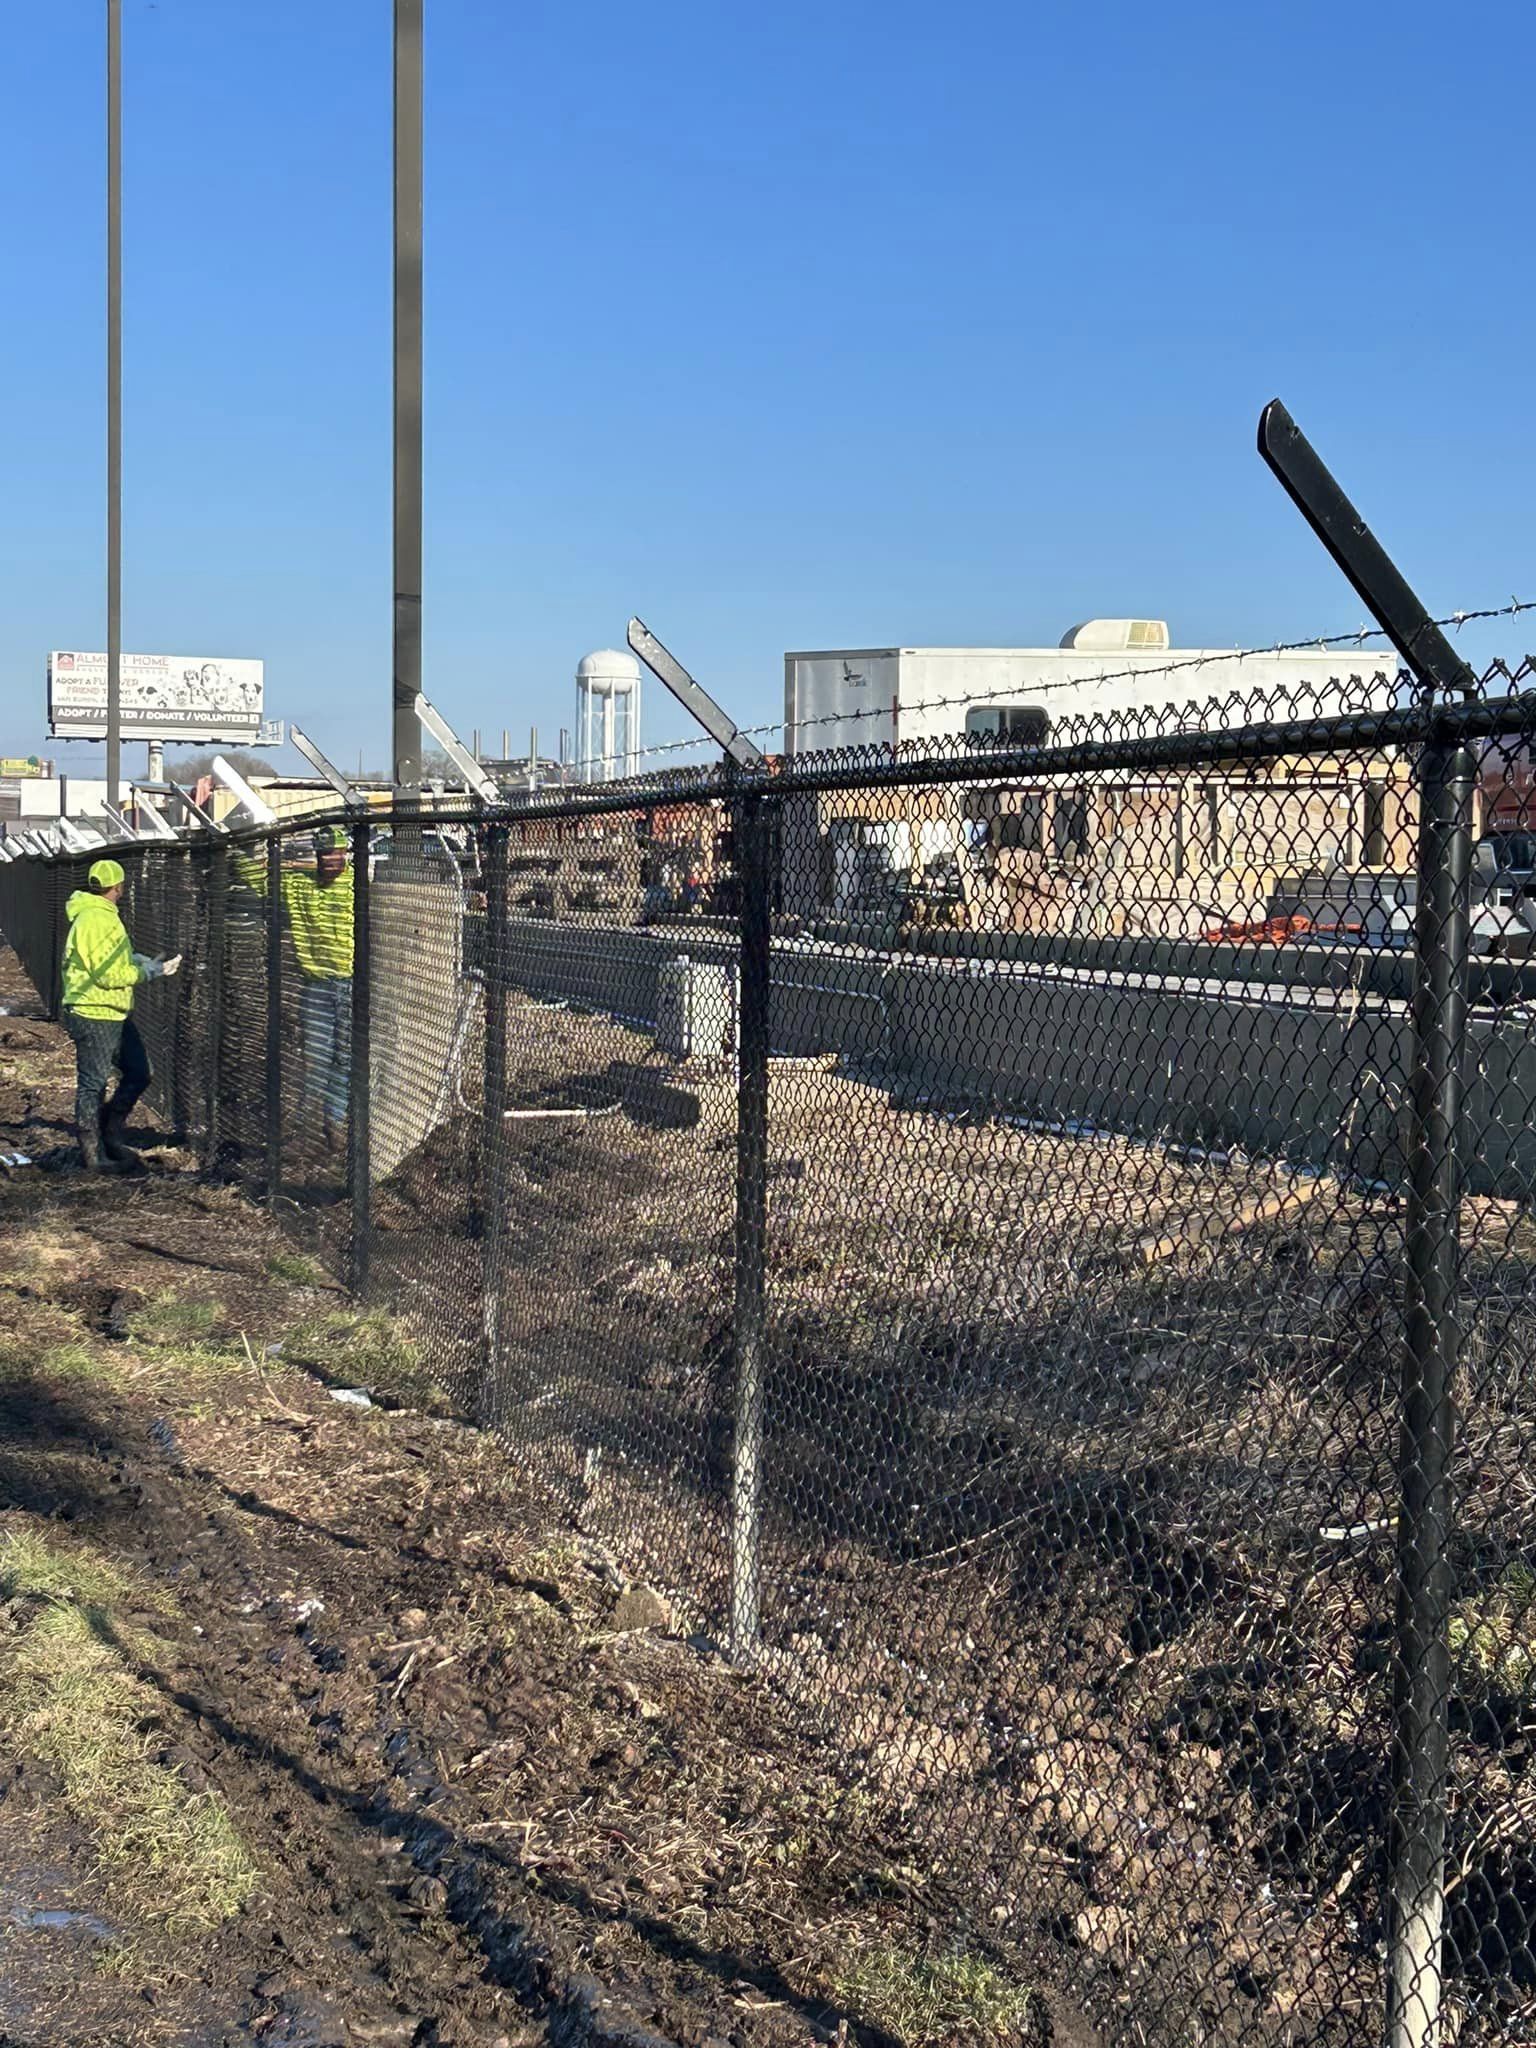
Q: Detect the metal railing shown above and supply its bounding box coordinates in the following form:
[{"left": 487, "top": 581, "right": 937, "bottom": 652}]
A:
[{"left": 4, "top": 676, "right": 1536, "bottom": 2047}]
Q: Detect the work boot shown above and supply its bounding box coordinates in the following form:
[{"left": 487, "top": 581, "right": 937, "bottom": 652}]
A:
[
  {"left": 77, "top": 1122, "right": 110, "bottom": 1173},
  {"left": 99, "top": 1105, "right": 135, "bottom": 1165}
]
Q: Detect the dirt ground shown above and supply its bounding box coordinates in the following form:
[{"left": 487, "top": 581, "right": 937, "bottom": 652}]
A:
[
  {"left": 0, "top": 944, "right": 1091, "bottom": 2048},
  {"left": 396, "top": 989, "right": 1536, "bottom": 2048}
]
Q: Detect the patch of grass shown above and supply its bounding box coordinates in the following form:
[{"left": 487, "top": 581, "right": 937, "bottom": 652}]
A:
[
  {"left": 1450, "top": 1563, "right": 1536, "bottom": 1702},
  {"left": 282, "top": 1308, "right": 452, "bottom": 1413},
  {"left": 134, "top": 1343, "right": 245, "bottom": 1393},
  {"left": 266, "top": 1249, "right": 327, "bottom": 1288},
  {"left": 0, "top": 1231, "right": 79, "bottom": 1281},
  {"left": 0, "top": 1528, "right": 256, "bottom": 1932},
  {"left": 289, "top": 1307, "right": 417, "bottom": 1376},
  {"left": 0, "top": 1525, "right": 147, "bottom": 1612},
  {"left": 121, "top": 1290, "right": 247, "bottom": 1391},
  {"left": 771, "top": 1783, "right": 888, "bottom": 1870},
  {"left": 129, "top": 1292, "right": 222, "bottom": 1346},
  {"left": 827, "top": 1939, "right": 1035, "bottom": 2046},
  {"left": 35, "top": 1340, "right": 123, "bottom": 1386}
]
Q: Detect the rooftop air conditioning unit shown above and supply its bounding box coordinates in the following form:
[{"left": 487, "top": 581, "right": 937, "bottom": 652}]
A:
[{"left": 1059, "top": 619, "right": 1171, "bottom": 652}]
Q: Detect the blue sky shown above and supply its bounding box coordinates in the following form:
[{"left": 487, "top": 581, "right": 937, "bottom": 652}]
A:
[{"left": 3, "top": 0, "right": 1531, "bottom": 775}]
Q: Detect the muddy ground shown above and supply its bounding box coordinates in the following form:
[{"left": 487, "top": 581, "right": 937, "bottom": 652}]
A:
[
  {"left": 0, "top": 945, "right": 1090, "bottom": 2048},
  {"left": 352, "top": 985, "right": 1536, "bottom": 2048}
]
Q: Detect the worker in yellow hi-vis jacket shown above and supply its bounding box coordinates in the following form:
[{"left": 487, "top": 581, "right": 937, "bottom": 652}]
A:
[
  {"left": 60, "top": 857, "right": 182, "bottom": 1171},
  {"left": 238, "top": 826, "right": 355, "bottom": 1151}
]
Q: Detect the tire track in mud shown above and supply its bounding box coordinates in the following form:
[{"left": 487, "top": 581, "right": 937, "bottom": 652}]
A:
[{"left": 124, "top": 1403, "right": 686, "bottom": 2048}]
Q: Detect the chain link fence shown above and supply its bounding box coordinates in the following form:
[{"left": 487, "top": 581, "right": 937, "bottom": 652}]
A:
[{"left": 4, "top": 671, "right": 1536, "bottom": 2046}]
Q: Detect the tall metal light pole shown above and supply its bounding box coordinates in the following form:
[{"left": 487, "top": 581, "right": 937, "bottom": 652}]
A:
[
  {"left": 393, "top": 0, "right": 423, "bottom": 790},
  {"left": 106, "top": 0, "right": 122, "bottom": 803}
]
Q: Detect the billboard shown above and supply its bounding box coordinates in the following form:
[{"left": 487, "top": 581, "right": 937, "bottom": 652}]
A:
[{"left": 47, "top": 651, "right": 264, "bottom": 742}]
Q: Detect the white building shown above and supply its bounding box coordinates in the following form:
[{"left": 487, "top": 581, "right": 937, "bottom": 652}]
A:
[{"left": 783, "top": 619, "right": 1398, "bottom": 756}]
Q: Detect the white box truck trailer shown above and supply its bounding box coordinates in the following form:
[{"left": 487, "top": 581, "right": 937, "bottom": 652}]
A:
[{"left": 783, "top": 619, "right": 1401, "bottom": 757}]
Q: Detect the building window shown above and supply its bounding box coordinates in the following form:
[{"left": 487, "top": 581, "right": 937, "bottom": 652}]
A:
[{"left": 965, "top": 704, "right": 1051, "bottom": 748}]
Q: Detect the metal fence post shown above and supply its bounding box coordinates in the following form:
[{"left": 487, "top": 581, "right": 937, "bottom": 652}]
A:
[
  {"left": 481, "top": 821, "right": 509, "bottom": 1420},
  {"left": 1388, "top": 731, "right": 1475, "bottom": 2048},
  {"left": 264, "top": 831, "right": 283, "bottom": 1205},
  {"left": 730, "top": 785, "right": 772, "bottom": 1658},
  {"left": 348, "top": 818, "right": 372, "bottom": 1295},
  {"left": 202, "top": 844, "right": 228, "bottom": 1170},
  {"left": 169, "top": 848, "right": 193, "bottom": 1139},
  {"left": 46, "top": 859, "right": 64, "bottom": 1022}
]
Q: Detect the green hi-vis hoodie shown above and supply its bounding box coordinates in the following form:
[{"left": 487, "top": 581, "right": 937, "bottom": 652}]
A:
[
  {"left": 61, "top": 890, "right": 149, "bottom": 1021},
  {"left": 234, "top": 854, "right": 354, "bottom": 981}
]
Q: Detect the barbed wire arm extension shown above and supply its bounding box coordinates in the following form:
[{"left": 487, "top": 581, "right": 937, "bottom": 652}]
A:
[
  {"left": 1259, "top": 398, "right": 1479, "bottom": 702},
  {"left": 628, "top": 619, "right": 766, "bottom": 772}
]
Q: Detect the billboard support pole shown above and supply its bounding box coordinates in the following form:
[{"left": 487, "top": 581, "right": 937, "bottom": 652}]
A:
[{"left": 106, "top": 0, "right": 122, "bottom": 809}]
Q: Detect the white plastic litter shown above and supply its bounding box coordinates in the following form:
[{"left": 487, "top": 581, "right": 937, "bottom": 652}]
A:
[
  {"left": 294, "top": 1596, "right": 326, "bottom": 1621},
  {"left": 329, "top": 1387, "right": 372, "bottom": 1408}
]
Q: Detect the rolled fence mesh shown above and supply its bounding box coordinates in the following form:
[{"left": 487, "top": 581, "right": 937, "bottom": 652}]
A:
[{"left": 1, "top": 670, "right": 1534, "bottom": 2045}]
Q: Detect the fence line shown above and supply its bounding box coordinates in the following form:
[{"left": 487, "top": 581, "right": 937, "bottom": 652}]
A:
[{"left": 3, "top": 675, "right": 1535, "bottom": 2048}]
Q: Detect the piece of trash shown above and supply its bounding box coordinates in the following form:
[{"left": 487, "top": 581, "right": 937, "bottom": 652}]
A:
[
  {"left": 330, "top": 1387, "right": 372, "bottom": 1408},
  {"left": 295, "top": 1596, "right": 326, "bottom": 1621},
  {"left": 264, "top": 1341, "right": 284, "bottom": 1358},
  {"left": 148, "top": 1416, "right": 184, "bottom": 1467}
]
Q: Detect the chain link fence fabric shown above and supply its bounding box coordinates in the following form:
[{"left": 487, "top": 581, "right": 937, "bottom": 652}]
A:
[{"left": 2, "top": 674, "right": 1534, "bottom": 2047}]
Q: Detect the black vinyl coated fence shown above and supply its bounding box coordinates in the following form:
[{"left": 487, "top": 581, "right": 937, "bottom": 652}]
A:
[{"left": 5, "top": 673, "right": 1536, "bottom": 2048}]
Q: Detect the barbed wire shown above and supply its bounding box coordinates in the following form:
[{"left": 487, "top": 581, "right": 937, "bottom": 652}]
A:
[{"left": 565, "top": 596, "right": 1536, "bottom": 776}]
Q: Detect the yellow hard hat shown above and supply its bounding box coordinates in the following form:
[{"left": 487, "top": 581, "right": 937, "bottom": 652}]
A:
[{"left": 89, "top": 858, "right": 126, "bottom": 889}]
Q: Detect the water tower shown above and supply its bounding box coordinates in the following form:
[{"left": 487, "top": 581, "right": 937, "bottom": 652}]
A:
[{"left": 575, "top": 649, "right": 642, "bottom": 782}]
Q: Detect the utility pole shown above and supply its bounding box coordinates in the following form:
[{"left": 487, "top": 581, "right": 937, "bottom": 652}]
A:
[
  {"left": 106, "top": 0, "right": 122, "bottom": 805},
  {"left": 393, "top": 0, "right": 423, "bottom": 790}
]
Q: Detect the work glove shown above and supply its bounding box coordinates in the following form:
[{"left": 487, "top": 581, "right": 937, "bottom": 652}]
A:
[{"left": 161, "top": 954, "right": 183, "bottom": 978}]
